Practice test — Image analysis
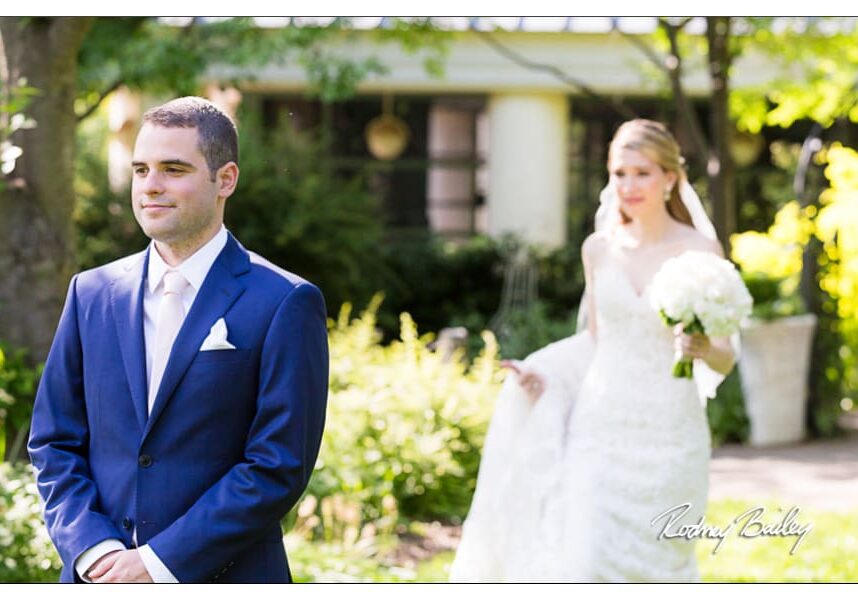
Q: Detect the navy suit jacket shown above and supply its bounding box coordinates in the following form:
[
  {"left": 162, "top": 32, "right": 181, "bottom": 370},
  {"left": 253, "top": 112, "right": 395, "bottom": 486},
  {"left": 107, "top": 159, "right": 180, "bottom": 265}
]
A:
[{"left": 28, "top": 234, "right": 328, "bottom": 582}]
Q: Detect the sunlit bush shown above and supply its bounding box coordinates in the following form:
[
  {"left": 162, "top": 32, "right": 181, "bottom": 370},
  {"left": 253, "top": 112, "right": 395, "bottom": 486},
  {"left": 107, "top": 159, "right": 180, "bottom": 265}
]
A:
[
  {"left": 731, "top": 200, "right": 813, "bottom": 282},
  {"left": 0, "top": 463, "right": 61, "bottom": 582},
  {"left": 816, "top": 144, "right": 858, "bottom": 403},
  {"left": 0, "top": 345, "right": 41, "bottom": 459},
  {"left": 293, "top": 296, "right": 504, "bottom": 543},
  {"left": 730, "top": 200, "right": 813, "bottom": 320},
  {"left": 730, "top": 143, "right": 858, "bottom": 433}
]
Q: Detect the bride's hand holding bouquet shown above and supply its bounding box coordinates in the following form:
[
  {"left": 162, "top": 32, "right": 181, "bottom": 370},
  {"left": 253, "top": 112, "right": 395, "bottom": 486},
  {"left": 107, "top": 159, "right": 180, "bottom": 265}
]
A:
[{"left": 649, "top": 251, "right": 753, "bottom": 378}]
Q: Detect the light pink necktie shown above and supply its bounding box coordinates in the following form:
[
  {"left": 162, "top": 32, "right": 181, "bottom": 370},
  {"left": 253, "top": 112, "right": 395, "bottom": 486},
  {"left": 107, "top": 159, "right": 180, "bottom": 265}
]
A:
[{"left": 148, "top": 270, "right": 189, "bottom": 414}]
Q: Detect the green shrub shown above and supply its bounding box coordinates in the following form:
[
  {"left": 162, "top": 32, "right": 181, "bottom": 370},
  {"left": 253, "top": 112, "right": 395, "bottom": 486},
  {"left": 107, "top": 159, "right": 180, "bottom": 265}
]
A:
[
  {"left": 294, "top": 297, "right": 503, "bottom": 542},
  {"left": 0, "top": 345, "right": 41, "bottom": 459},
  {"left": 492, "top": 302, "right": 578, "bottom": 360},
  {"left": 227, "top": 112, "right": 386, "bottom": 319},
  {"left": 0, "top": 463, "right": 61, "bottom": 582},
  {"left": 376, "top": 234, "right": 504, "bottom": 340},
  {"left": 402, "top": 237, "right": 585, "bottom": 360},
  {"left": 534, "top": 242, "right": 586, "bottom": 321},
  {"left": 377, "top": 235, "right": 585, "bottom": 348},
  {"left": 707, "top": 368, "right": 750, "bottom": 446},
  {"left": 742, "top": 272, "right": 807, "bottom": 321},
  {"left": 74, "top": 107, "right": 148, "bottom": 271}
]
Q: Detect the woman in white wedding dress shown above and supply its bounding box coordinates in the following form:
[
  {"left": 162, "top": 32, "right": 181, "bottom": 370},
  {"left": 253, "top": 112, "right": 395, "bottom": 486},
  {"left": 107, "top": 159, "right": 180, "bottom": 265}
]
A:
[{"left": 450, "top": 120, "right": 738, "bottom": 582}]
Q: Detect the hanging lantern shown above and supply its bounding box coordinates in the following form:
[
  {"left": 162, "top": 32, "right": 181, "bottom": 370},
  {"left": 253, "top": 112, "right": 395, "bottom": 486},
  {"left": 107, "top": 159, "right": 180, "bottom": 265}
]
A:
[{"left": 365, "top": 94, "right": 410, "bottom": 161}]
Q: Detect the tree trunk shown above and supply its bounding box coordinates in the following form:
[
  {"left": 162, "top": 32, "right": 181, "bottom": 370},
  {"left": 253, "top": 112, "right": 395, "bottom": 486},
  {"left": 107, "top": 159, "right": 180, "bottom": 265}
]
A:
[
  {"left": 706, "top": 17, "right": 736, "bottom": 253},
  {"left": 658, "top": 18, "right": 709, "bottom": 166},
  {"left": 0, "top": 17, "right": 92, "bottom": 460}
]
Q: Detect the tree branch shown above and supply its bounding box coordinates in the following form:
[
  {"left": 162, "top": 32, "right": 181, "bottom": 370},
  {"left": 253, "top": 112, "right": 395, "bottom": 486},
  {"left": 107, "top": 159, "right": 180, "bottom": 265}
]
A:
[
  {"left": 0, "top": 21, "right": 10, "bottom": 118},
  {"left": 657, "top": 17, "right": 710, "bottom": 164},
  {"left": 620, "top": 30, "right": 669, "bottom": 75},
  {"left": 76, "top": 78, "right": 122, "bottom": 122},
  {"left": 674, "top": 17, "right": 694, "bottom": 30},
  {"left": 475, "top": 29, "right": 637, "bottom": 120}
]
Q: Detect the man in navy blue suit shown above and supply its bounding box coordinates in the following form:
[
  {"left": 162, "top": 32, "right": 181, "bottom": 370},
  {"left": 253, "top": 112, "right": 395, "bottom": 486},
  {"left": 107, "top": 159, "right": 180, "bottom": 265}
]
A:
[{"left": 28, "top": 96, "right": 328, "bottom": 583}]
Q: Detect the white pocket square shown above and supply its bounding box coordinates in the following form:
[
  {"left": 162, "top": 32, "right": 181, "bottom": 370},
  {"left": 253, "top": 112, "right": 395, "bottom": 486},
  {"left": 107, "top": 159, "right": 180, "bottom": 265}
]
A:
[{"left": 200, "top": 318, "right": 237, "bottom": 351}]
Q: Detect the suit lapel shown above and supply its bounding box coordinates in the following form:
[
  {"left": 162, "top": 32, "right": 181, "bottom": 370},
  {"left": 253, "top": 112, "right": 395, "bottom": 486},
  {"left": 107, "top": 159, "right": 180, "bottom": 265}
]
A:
[
  {"left": 109, "top": 250, "right": 150, "bottom": 431},
  {"left": 143, "top": 234, "right": 249, "bottom": 440}
]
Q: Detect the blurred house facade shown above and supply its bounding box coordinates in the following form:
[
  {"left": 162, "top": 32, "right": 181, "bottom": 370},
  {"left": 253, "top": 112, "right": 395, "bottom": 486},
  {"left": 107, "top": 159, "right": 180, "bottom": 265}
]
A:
[{"left": 107, "top": 17, "right": 795, "bottom": 249}]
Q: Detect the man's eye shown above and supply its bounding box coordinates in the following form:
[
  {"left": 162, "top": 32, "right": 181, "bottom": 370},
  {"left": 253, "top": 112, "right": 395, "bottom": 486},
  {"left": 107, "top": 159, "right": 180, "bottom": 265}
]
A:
[{"left": 133, "top": 167, "right": 147, "bottom": 176}]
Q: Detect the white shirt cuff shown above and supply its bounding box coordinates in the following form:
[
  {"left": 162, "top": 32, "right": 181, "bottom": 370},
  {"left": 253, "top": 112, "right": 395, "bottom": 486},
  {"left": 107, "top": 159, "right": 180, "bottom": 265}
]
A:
[
  {"left": 138, "top": 544, "right": 179, "bottom": 583},
  {"left": 75, "top": 539, "right": 126, "bottom": 582}
]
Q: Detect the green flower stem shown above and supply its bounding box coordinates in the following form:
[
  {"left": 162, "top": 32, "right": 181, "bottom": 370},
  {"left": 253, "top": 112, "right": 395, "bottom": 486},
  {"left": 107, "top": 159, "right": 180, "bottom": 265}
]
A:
[{"left": 673, "top": 357, "right": 694, "bottom": 379}]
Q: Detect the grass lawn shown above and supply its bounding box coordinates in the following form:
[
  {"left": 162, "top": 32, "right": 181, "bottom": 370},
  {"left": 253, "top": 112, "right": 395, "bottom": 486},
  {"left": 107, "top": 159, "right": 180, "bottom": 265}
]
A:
[
  {"left": 287, "top": 499, "right": 858, "bottom": 582},
  {"left": 697, "top": 499, "right": 858, "bottom": 582}
]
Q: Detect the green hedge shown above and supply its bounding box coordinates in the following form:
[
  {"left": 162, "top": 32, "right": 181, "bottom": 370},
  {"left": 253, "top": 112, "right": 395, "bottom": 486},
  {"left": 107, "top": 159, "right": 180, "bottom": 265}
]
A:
[
  {"left": 0, "top": 346, "right": 41, "bottom": 460},
  {"left": 290, "top": 298, "right": 503, "bottom": 544},
  {"left": 0, "top": 463, "right": 61, "bottom": 582}
]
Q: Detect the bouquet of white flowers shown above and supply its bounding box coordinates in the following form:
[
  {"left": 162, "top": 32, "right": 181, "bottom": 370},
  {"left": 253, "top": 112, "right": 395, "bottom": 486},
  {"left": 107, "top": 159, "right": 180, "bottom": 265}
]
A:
[{"left": 649, "top": 250, "right": 753, "bottom": 378}]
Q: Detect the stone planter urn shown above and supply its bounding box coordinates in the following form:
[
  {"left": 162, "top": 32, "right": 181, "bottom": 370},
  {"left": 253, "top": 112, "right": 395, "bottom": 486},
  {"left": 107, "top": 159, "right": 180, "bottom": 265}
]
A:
[{"left": 737, "top": 313, "right": 817, "bottom": 446}]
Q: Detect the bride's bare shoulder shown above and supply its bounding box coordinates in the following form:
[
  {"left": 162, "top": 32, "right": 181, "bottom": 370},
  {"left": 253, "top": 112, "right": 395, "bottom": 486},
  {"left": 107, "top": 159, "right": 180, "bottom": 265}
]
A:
[
  {"left": 674, "top": 224, "right": 724, "bottom": 257},
  {"left": 582, "top": 230, "right": 610, "bottom": 262}
]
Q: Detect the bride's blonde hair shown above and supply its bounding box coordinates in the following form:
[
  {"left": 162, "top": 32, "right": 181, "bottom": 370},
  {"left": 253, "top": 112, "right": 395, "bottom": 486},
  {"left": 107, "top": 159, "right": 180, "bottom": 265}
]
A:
[{"left": 608, "top": 119, "right": 694, "bottom": 227}]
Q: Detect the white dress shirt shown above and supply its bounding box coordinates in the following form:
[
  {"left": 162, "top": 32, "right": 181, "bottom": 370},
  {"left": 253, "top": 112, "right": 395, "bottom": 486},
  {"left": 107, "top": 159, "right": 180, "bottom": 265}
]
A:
[
  {"left": 143, "top": 226, "right": 229, "bottom": 388},
  {"left": 74, "top": 226, "right": 228, "bottom": 583}
]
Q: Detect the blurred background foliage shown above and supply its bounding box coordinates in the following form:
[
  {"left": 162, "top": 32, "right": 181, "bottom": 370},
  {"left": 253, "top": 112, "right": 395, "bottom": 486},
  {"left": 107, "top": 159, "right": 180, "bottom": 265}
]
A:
[
  {"left": 0, "top": 346, "right": 40, "bottom": 462},
  {"left": 0, "top": 462, "right": 61, "bottom": 582},
  {"left": 300, "top": 299, "right": 501, "bottom": 530},
  {"left": 728, "top": 143, "right": 858, "bottom": 435},
  {"left": 6, "top": 15, "right": 858, "bottom": 583}
]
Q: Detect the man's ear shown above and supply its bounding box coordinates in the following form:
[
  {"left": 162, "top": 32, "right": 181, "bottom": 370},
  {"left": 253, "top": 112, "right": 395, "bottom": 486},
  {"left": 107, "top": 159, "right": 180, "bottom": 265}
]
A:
[{"left": 217, "top": 162, "right": 239, "bottom": 200}]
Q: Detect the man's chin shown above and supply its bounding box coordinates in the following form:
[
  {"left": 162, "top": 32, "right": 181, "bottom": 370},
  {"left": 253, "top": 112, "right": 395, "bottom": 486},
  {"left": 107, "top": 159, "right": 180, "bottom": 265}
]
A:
[
  {"left": 138, "top": 221, "right": 175, "bottom": 241},
  {"left": 143, "top": 230, "right": 180, "bottom": 247}
]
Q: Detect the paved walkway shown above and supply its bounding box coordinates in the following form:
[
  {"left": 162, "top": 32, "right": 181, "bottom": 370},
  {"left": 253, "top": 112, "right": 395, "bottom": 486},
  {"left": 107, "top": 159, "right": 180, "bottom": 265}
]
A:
[{"left": 709, "top": 429, "right": 858, "bottom": 512}]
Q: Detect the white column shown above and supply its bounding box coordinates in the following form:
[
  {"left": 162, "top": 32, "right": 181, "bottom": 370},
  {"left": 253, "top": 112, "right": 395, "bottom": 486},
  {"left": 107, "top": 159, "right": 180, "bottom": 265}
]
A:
[
  {"left": 204, "top": 84, "right": 243, "bottom": 121},
  {"left": 426, "top": 104, "right": 476, "bottom": 239},
  {"left": 106, "top": 87, "right": 141, "bottom": 192},
  {"left": 487, "top": 93, "right": 568, "bottom": 249}
]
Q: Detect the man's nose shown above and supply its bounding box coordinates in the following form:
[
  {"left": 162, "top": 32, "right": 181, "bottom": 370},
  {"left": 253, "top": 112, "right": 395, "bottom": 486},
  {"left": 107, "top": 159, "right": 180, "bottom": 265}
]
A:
[{"left": 139, "top": 171, "right": 165, "bottom": 196}]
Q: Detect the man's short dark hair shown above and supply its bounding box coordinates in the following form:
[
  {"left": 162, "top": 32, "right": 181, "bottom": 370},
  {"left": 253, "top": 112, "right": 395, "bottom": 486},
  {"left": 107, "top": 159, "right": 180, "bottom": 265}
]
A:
[{"left": 142, "top": 96, "right": 238, "bottom": 180}]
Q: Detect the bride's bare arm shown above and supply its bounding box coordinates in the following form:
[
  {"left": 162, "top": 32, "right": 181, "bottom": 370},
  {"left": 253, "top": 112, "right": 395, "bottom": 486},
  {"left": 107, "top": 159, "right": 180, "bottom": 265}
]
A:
[
  {"left": 673, "top": 236, "right": 736, "bottom": 375},
  {"left": 705, "top": 337, "right": 736, "bottom": 374},
  {"left": 501, "top": 360, "right": 546, "bottom": 403},
  {"left": 674, "top": 325, "right": 735, "bottom": 375},
  {"left": 500, "top": 234, "right": 601, "bottom": 402},
  {"left": 582, "top": 233, "right": 600, "bottom": 342}
]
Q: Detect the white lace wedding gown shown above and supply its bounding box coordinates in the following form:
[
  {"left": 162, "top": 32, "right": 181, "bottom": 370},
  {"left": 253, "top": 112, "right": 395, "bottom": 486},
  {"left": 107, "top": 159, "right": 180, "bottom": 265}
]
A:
[{"left": 451, "top": 262, "right": 711, "bottom": 582}]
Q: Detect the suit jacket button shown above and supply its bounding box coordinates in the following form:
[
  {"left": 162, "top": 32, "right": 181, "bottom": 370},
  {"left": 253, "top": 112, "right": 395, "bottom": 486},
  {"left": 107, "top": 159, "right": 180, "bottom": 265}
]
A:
[
  {"left": 138, "top": 454, "right": 153, "bottom": 468},
  {"left": 122, "top": 517, "right": 133, "bottom": 530}
]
